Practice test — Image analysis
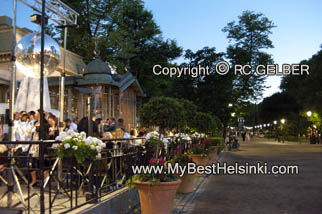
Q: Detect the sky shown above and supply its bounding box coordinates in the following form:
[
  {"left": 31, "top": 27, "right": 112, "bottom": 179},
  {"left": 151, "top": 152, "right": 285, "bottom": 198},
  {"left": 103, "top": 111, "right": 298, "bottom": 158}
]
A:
[
  {"left": 1, "top": 0, "right": 322, "bottom": 98},
  {"left": 143, "top": 0, "right": 322, "bottom": 97}
]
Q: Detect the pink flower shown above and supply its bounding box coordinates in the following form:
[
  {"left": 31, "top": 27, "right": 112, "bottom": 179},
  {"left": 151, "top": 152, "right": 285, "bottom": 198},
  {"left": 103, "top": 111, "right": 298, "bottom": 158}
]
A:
[
  {"left": 159, "top": 157, "right": 165, "bottom": 165},
  {"left": 149, "top": 158, "right": 157, "bottom": 165},
  {"left": 173, "top": 145, "right": 180, "bottom": 154}
]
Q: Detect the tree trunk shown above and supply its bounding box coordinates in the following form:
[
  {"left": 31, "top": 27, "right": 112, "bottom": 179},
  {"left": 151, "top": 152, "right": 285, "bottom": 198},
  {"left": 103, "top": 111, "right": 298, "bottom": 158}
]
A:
[
  {"left": 155, "top": 127, "right": 163, "bottom": 159},
  {"left": 222, "top": 126, "right": 227, "bottom": 142}
]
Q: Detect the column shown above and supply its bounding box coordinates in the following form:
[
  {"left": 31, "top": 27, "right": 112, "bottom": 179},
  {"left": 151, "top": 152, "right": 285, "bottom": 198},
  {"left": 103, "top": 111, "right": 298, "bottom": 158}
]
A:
[
  {"left": 67, "top": 88, "right": 72, "bottom": 119},
  {"left": 109, "top": 86, "right": 112, "bottom": 119}
]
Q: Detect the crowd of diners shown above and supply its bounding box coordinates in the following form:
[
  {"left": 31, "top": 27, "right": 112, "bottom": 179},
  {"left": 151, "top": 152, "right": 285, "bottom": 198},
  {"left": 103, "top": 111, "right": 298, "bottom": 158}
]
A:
[{"left": 0, "top": 110, "right": 149, "bottom": 188}]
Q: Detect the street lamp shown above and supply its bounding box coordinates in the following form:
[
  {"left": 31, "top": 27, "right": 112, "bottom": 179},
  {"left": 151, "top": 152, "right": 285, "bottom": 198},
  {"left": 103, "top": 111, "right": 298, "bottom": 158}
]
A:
[
  {"left": 273, "top": 120, "right": 277, "bottom": 125},
  {"left": 280, "top": 118, "right": 286, "bottom": 143},
  {"left": 307, "top": 111, "right": 312, "bottom": 117},
  {"left": 228, "top": 103, "right": 233, "bottom": 107},
  {"left": 281, "top": 118, "right": 286, "bottom": 124},
  {"left": 231, "top": 112, "right": 235, "bottom": 117},
  {"left": 306, "top": 110, "right": 315, "bottom": 144}
]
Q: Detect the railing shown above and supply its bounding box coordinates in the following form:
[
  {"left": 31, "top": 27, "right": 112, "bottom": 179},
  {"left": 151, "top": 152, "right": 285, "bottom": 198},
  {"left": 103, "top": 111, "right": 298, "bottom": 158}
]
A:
[{"left": 0, "top": 137, "right": 192, "bottom": 214}]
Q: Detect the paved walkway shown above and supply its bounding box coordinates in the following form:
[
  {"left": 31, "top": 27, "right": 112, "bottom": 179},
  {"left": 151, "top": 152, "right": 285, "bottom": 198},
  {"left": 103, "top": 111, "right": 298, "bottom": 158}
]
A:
[{"left": 191, "top": 140, "right": 322, "bottom": 214}]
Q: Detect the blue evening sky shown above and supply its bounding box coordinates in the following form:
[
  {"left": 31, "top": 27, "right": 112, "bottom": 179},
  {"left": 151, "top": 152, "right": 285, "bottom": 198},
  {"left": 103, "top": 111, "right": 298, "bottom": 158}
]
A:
[{"left": 1, "top": 0, "right": 322, "bottom": 98}]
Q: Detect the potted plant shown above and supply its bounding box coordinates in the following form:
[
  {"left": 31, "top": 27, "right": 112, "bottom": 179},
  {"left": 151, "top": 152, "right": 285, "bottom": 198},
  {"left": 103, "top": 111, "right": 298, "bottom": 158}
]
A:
[
  {"left": 172, "top": 147, "right": 196, "bottom": 194},
  {"left": 126, "top": 156, "right": 181, "bottom": 214},
  {"left": 187, "top": 142, "right": 209, "bottom": 176},
  {"left": 203, "top": 138, "right": 220, "bottom": 163},
  {"left": 54, "top": 130, "right": 106, "bottom": 164},
  {"left": 127, "top": 97, "right": 186, "bottom": 214}
]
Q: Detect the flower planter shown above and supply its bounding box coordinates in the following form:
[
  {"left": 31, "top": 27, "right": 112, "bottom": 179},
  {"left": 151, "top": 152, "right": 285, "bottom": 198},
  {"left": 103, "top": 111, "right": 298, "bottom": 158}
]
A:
[
  {"left": 188, "top": 154, "right": 207, "bottom": 176},
  {"left": 134, "top": 179, "right": 181, "bottom": 214},
  {"left": 207, "top": 146, "right": 219, "bottom": 163},
  {"left": 176, "top": 173, "right": 196, "bottom": 194},
  {"left": 62, "top": 157, "right": 78, "bottom": 168}
]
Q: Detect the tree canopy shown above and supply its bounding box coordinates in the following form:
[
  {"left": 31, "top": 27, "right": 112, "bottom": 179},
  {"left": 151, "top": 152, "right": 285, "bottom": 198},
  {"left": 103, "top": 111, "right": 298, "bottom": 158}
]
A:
[
  {"left": 223, "top": 10, "right": 276, "bottom": 101},
  {"left": 62, "top": 0, "right": 182, "bottom": 97}
]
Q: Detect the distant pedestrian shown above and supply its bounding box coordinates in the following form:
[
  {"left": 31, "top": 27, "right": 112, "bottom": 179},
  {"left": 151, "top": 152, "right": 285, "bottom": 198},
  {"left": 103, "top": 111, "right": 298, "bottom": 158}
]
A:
[
  {"left": 242, "top": 132, "right": 246, "bottom": 142},
  {"left": 245, "top": 132, "right": 250, "bottom": 143}
]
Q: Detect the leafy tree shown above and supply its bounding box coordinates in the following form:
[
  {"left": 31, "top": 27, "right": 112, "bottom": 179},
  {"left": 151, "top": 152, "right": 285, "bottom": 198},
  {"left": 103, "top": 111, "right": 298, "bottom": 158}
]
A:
[
  {"left": 170, "top": 47, "right": 222, "bottom": 101},
  {"left": 63, "top": 0, "right": 182, "bottom": 97},
  {"left": 281, "top": 47, "right": 322, "bottom": 114},
  {"left": 223, "top": 10, "right": 276, "bottom": 101},
  {"left": 191, "top": 112, "right": 215, "bottom": 135},
  {"left": 138, "top": 97, "right": 184, "bottom": 157},
  {"left": 179, "top": 99, "right": 198, "bottom": 132},
  {"left": 258, "top": 92, "right": 300, "bottom": 123},
  {"left": 180, "top": 47, "right": 233, "bottom": 137}
]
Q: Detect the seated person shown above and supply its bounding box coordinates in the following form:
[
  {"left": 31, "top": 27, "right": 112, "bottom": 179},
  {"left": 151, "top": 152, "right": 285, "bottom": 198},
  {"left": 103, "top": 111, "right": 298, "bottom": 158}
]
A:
[{"left": 0, "top": 144, "right": 7, "bottom": 172}]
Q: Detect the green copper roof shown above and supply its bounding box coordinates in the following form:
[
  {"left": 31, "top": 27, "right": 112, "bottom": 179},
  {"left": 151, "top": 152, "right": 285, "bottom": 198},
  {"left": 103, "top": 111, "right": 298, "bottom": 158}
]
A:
[{"left": 85, "top": 57, "right": 112, "bottom": 75}]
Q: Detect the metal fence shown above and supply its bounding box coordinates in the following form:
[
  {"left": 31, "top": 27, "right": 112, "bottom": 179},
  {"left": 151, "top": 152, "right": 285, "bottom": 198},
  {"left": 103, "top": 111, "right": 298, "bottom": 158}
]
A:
[{"left": 0, "top": 137, "right": 192, "bottom": 214}]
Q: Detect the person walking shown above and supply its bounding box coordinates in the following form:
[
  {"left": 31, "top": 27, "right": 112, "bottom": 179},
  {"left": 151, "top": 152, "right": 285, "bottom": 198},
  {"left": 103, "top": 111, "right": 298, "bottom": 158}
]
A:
[
  {"left": 242, "top": 131, "right": 246, "bottom": 142},
  {"left": 245, "top": 132, "right": 250, "bottom": 143}
]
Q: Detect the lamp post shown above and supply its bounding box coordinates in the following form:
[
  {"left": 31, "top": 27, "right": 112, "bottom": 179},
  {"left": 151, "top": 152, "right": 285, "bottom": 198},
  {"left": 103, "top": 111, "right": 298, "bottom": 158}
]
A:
[
  {"left": 281, "top": 118, "right": 286, "bottom": 143},
  {"left": 306, "top": 110, "right": 315, "bottom": 144},
  {"left": 273, "top": 120, "right": 278, "bottom": 142}
]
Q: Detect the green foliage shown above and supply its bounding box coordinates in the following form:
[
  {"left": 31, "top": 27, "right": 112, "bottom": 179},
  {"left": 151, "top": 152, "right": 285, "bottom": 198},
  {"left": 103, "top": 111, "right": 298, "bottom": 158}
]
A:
[
  {"left": 191, "top": 112, "right": 217, "bottom": 134},
  {"left": 207, "top": 137, "right": 224, "bottom": 146},
  {"left": 281, "top": 47, "right": 322, "bottom": 113},
  {"left": 306, "top": 111, "right": 321, "bottom": 128},
  {"left": 56, "top": 138, "right": 98, "bottom": 163},
  {"left": 172, "top": 153, "right": 193, "bottom": 168},
  {"left": 125, "top": 158, "right": 177, "bottom": 190},
  {"left": 223, "top": 10, "right": 276, "bottom": 101},
  {"left": 259, "top": 92, "right": 300, "bottom": 123},
  {"left": 63, "top": 0, "right": 182, "bottom": 97},
  {"left": 179, "top": 47, "right": 234, "bottom": 138},
  {"left": 188, "top": 143, "right": 209, "bottom": 157},
  {"left": 179, "top": 99, "right": 198, "bottom": 131},
  {"left": 206, "top": 137, "right": 225, "bottom": 154},
  {"left": 144, "top": 137, "right": 164, "bottom": 158},
  {"left": 139, "top": 97, "right": 185, "bottom": 131}
]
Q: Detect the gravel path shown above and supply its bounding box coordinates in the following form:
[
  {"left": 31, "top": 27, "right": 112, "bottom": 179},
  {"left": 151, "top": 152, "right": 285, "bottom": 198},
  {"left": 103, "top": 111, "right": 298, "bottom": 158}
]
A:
[{"left": 191, "top": 140, "right": 322, "bottom": 214}]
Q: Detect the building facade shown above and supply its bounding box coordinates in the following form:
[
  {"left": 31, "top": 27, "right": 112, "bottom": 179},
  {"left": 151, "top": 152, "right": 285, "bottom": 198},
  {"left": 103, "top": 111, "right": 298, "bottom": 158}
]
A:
[{"left": 0, "top": 16, "right": 145, "bottom": 132}]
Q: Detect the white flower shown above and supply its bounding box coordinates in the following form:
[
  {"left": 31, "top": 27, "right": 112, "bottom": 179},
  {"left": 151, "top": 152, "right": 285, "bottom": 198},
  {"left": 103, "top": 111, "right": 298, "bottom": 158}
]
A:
[
  {"left": 96, "top": 153, "right": 102, "bottom": 159},
  {"left": 84, "top": 139, "right": 92, "bottom": 145},
  {"left": 161, "top": 137, "right": 169, "bottom": 144},
  {"left": 95, "top": 139, "right": 104, "bottom": 147},
  {"left": 51, "top": 143, "right": 59, "bottom": 149},
  {"left": 64, "top": 143, "right": 70, "bottom": 149},
  {"left": 55, "top": 136, "right": 62, "bottom": 141},
  {"left": 80, "top": 131, "right": 86, "bottom": 139},
  {"left": 90, "top": 145, "right": 96, "bottom": 150},
  {"left": 67, "top": 129, "right": 75, "bottom": 137},
  {"left": 72, "top": 145, "right": 78, "bottom": 150},
  {"left": 96, "top": 146, "right": 101, "bottom": 152},
  {"left": 60, "top": 132, "right": 67, "bottom": 137},
  {"left": 65, "top": 136, "right": 72, "bottom": 140},
  {"left": 87, "top": 137, "right": 93, "bottom": 143}
]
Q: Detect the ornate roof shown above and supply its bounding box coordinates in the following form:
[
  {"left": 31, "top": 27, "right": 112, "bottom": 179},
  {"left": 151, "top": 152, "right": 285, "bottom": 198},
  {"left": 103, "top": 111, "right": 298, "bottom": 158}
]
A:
[{"left": 85, "top": 57, "right": 112, "bottom": 75}]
